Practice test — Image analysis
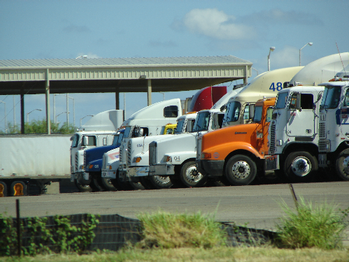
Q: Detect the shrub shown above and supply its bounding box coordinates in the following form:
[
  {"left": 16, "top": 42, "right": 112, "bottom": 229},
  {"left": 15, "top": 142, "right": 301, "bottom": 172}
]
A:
[
  {"left": 275, "top": 197, "right": 348, "bottom": 249},
  {"left": 137, "top": 210, "right": 227, "bottom": 249}
]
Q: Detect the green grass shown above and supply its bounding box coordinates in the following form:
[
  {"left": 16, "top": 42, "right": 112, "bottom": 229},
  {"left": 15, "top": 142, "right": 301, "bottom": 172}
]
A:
[
  {"left": 275, "top": 197, "right": 348, "bottom": 249},
  {"left": 1, "top": 247, "right": 348, "bottom": 262},
  {"left": 136, "top": 210, "right": 227, "bottom": 249}
]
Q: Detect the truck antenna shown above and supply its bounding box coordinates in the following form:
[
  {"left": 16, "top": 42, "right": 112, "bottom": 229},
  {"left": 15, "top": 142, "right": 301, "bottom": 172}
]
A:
[{"left": 336, "top": 42, "right": 346, "bottom": 73}]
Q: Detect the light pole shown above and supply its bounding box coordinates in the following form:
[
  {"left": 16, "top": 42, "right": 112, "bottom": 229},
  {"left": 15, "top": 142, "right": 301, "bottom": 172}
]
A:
[
  {"left": 299, "top": 42, "right": 313, "bottom": 66},
  {"left": 0, "top": 100, "right": 7, "bottom": 133},
  {"left": 26, "top": 108, "right": 42, "bottom": 122},
  {"left": 267, "top": 46, "right": 275, "bottom": 71},
  {"left": 80, "top": 115, "right": 93, "bottom": 127},
  {"left": 68, "top": 95, "right": 75, "bottom": 126},
  {"left": 55, "top": 111, "right": 66, "bottom": 123}
]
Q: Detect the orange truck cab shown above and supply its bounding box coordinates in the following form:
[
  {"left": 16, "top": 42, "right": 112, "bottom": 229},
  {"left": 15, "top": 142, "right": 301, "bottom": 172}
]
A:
[{"left": 196, "top": 97, "right": 275, "bottom": 185}]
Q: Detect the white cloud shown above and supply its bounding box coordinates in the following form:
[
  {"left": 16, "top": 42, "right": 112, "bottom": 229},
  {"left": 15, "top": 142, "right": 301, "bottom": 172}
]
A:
[{"left": 183, "top": 8, "right": 256, "bottom": 40}]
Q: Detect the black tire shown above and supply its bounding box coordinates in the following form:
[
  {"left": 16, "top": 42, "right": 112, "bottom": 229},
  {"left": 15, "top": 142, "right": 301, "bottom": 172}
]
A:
[
  {"left": 335, "top": 148, "right": 349, "bottom": 181},
  {"left": 9, "top": 181, "right": 27, "bottom": 196},
  {"left": 111, "top": 171, "right": 133, "bottom": 190},
  {"left": 98, "top": 176, "right": 116, "bottom": 191},
  {"left": 89, "top": 173, "right": 104, "bottom": 192},
  {"left": 74, "top": 180, "right": 92, "bottom": 192},
  {"left": 224, "top": 155, "right": 257, "bottom": 185},
  {"left": 283, "top": 151, "right": 318, "bottom": 182},
  {"left": 179, "top": 161, "right": 206, "bottom": 187},
  {"left": 148, "top": 175, "right": 173, "bottom": 189},
  {"left": 0, "top": 181, "right": 8, "bottom": 197},
  {"left": 129, "top": 180, "right": 145, "bottom": 190}
]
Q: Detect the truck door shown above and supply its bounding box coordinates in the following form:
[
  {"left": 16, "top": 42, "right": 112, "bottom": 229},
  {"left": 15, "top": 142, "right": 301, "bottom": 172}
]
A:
[
  {"left": 339, "top": 87, "right": 349, "bottom": 137},
  {"left": 286, "top": 93, "right": 316, "bottom": 139}
]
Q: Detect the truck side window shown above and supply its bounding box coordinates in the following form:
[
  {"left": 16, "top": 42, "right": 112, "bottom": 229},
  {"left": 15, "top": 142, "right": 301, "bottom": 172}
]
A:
[
  {"left": 83, "top": 136, "right": 96, "bottom": 146},
  {"left": 243, "top": 105, "right": 250, "bottom": 120},
  {"left": 289, "top": 94, "right": 297, "bottom": 109},
  {"left": 301, "top": 94, "right": 313, "bottom": 109},
  {"left": 164, "top": 106, "right": 178, "bottom": 117}
]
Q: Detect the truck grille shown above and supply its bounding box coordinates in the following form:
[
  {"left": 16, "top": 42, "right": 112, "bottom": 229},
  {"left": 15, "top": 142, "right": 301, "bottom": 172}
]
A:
[
  {"left": 319, "top": 122, "right": 326, "bottom": 138},
  {"left": 269, "top": 121, "right": 276, "bottom": 154},
  {"left": 127, "top": 140, "right": 132, "bottom": 166},
  {"left": 149, "top": 142, "right": 157, "bottom": 165},
  {"left": 102, "top": 154, "right": 107, "bottom": 169},
  {"left": 319, "top": 139, "right": 328, "bottom": 152},
  {"left": 75, "top": 152, "right": 79, "bottom": 171}
]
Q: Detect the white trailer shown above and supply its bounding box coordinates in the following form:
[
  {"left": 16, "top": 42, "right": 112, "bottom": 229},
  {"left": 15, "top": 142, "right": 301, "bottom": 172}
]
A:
[{"left": 0, "top": 135, "right": 71, "bottom": 197}]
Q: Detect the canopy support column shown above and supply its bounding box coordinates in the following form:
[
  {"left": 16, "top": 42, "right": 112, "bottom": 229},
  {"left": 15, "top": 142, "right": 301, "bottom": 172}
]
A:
[
  {"left": 147, "top": 79, "right": 152, "bottom": 106},
  {"left": 45, "top": 69, "right": 51, "bottom": 134}
]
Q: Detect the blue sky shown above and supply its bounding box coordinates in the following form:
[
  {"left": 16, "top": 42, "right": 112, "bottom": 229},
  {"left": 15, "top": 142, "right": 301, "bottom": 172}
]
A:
[{"left": 0, "top": 0, "right": 348, "bottom": 131}]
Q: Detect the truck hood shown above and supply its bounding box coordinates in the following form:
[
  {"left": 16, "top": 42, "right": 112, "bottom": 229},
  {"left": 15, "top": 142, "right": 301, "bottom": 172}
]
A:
[{"left": 202, "top": 123, "right": 259, "bottom": 150}]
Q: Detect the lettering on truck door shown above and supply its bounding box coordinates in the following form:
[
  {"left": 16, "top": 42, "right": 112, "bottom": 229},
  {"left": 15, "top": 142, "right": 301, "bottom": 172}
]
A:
[{"left": 286, "top": 93, "right": 316, "bottom": 138}]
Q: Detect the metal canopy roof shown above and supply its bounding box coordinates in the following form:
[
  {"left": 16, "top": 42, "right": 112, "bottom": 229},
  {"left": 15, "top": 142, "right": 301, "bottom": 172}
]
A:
[{"left": 0, "top": 55, "right": 252, "bottom": 95}]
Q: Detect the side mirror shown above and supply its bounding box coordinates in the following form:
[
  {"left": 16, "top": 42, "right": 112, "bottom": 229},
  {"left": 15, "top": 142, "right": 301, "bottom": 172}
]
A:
[
  {"left": 186, "top": 120, "right": 193, "bottom": 132},
  {"left": 249, "top": 104, "right": 255, "bottom": 119},
  {"left": 82, "top": 136, "right": 89, "bottom": 146}
]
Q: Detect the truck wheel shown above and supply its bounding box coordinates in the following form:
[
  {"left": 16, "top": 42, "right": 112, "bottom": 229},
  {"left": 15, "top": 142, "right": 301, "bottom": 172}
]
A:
[
  {"left": 90, "top": 178, "right": 104, "bottom": 191},
  {"left": 335, "top": 148, "right": 349, "bottom": 181},
  {"left": 74, "top": 180, "right": 92, "bottom": 192},
  {"left": 149, "top": 175, "right": 173, "bottom": 189},
  {"left": 9, "top": 181, "right": 27, "bottom": 196},
  {"left": 98, "top": 177, "right": 116, "bottom": 191},
  {"left": 0, "top": 181, "right": 8, "bottom": 197},
  {"left": 180, "top": 161, "right": 206, "bottom": 187},
  {"left": 283, "top": 151, "right": 317, "bottom": 182},
  {"left": 111, "top": 171, "right": 133, "bottom": 190},
  {"left": 225, "top": 155, "right": 257, "bottom": 185},
  {"left": 129, "top": 180, "right": 145, "bottom": 190}
]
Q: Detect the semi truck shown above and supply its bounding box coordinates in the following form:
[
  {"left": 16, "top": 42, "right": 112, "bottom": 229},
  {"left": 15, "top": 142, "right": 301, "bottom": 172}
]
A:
[
  {"left": 318, "top": 71, "right": 349, "bottom": 181},
  {"left": 116, "top": 85, "right": 231, "bottom": 189},
  {"left": 100, "top": 98, "right": 183, "bottom": 190},
  {"left": 147, "top": 66, "right": 303, "bottom": 188},
  {"left": 0, "top": 134, "right": 72, "bottom": 197},
  {"left": 105, "top": 86, "right": 229, "bottom": 190},
  {"left": 116, "top": 112, "right": 198, "bottom": 189},
  {"left": 196, "top": 97, "right": 276, "bottom": 185},
  {"left": 266, "top": 53, "right": 349, "bottom": 182},
  {"left": 267, "top": 85, "right": 325, "bottom": 182},
  {"left": 70, "top": 109, "right": 124, "bottom": 191}
]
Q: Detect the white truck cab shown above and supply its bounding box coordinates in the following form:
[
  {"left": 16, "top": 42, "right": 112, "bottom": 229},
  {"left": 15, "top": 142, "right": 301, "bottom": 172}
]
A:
[
  {"left": 318, "top": 71, "right": 349, "bottom": 181},
  {"left": 70, "top": 109, "right": 123, "bottom": 191},
  {"left": 223, "top": 66, "right": 303, "bottom": 127},
  {"left": 100, "top": 98, "right": 182, "bottom": 190}
]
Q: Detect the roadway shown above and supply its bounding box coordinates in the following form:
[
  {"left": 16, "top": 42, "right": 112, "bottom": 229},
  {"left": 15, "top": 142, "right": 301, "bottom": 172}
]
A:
[{"left": 1, "top": 181, "right": 348, "bottom": 233}]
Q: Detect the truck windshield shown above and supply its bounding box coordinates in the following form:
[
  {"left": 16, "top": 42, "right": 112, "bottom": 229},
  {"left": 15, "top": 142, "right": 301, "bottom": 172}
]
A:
[
  {"left": 70, "top": 134, "right": 79, "bottom": 148},
  {"left": 124, "top": 126, "right": 132, "bottom": 138},
  {"left": 112, "top": 134, "right": 120, "bottom": 146},
  {"left": 223, "top": 101, "right": 241, "bottom": 123},
  {"left": 274, "top": 92, "right": 288, "bottom": 109},
  {"left": 193, "top": 111, "right": 210, "bottom": 132},
  {"left": 252, "top": 106, "right": 263, "bottom": 123},
  {"left": 321, "top": 86, "right": 341, "bottom": 109},
  {"left": 175, "top": 118, "right": 185, "bottom": 134}
]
